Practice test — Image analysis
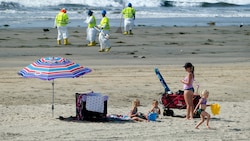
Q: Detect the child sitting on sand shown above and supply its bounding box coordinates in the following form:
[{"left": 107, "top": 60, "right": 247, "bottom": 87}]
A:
[
  {"left": 147, "top": 99, "right": 161, "bottom": 121},
  {"left": 194, "top": 89, "right": 211, "bottom": 129},
  {"left": 129, "top": 99, "right": 147, "bottom": 122},
  {"left": 148, "top": 100, "right": 161, "bottom": 117}
]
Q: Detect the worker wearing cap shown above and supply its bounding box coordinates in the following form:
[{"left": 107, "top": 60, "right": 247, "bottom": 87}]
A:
[
  {"left": 122, "top": 3, "right": 136, "bottom": 35},
  {"left": 97, "top": 10, "right": 111, "bottom": 52},
  {"left": 85, "top": 10, "right": 97, "bottom": 46},
  {"left": 54, "top": 8, "right": 70, "bottom": 45}
]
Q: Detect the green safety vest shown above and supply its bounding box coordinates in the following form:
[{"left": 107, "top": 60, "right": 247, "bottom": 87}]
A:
[
  {"left": 88, "top": 16, "right": 96, "bottom": 28},
  {"left": 55, "top": 12, "right": 68, "bottom": 26},
  {"left": 122, "top": 7, "right": 135, "bottom": 19},
  {"left": 100, "top": 17, "right": 110, "bottom": 30}
]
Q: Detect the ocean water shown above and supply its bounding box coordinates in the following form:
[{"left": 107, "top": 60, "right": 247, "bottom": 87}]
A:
[{"left": 0, "top": 0, "right": 250, "bottom": 28}]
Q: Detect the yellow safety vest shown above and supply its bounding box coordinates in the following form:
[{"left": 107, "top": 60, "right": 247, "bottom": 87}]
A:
[
  {"left": 55, "top": 12, "right": 68, "bottom": 26},
  {"left": 88, "top": 16, "right": 96, "bottom": 28},
  {"left": 122, "top": 7, "right": 135, "bottom": 19},
  {"left": 100, "top": 17, "right": 110, "bottom": 30}
]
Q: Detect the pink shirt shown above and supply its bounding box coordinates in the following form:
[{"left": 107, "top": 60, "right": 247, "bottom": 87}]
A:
[{"left": 183, "top": 75, "right": 194, "bottom": 90}]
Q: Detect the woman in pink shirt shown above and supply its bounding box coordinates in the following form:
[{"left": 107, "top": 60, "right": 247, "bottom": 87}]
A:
[{"left": 181, "top": 62, "right": 195, "bottom": 120}]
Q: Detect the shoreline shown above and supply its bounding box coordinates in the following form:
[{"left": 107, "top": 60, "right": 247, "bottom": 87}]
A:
[{"left": 1, "top": 17, "right": 249, "bottom": 29}]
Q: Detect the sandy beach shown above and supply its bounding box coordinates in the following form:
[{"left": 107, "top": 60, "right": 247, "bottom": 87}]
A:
[{"left": 0, "top": 25, "right": 250, "bottom": 141}]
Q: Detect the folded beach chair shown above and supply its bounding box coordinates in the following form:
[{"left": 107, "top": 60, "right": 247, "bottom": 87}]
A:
[{"left": 75, "top": 91, "right": 108, "bottom": 121}]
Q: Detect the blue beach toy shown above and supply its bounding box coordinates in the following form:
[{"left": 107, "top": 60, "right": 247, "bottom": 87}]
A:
[{"left": 148, "top": 112, "right": 157, "bottom": 121}]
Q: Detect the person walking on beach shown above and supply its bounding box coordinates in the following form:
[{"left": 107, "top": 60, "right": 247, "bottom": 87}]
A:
[
  {"left": 96, "top": 10, "right": 111, "bottom": 52},
  {"left": 181, "top": 62, "right": 195, "bottom": 120},
  {"left": 54, "top": 8, "right": 70, "bottom": 45},
  {"left": 121, "top": 3, "right": 136, "bottom": 35},
  {"left": 194, "top": 89, "right": 211, "bottom": 129},
  {"left": 85, "top": 10, "right": 97, "bottom": 47}
]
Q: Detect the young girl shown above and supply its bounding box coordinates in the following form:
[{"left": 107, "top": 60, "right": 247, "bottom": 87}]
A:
[
  {"left": 129, "top": 99, "right": 147, "bottom": 122},
  {"left": 194, "top": 89, "right": 211, "bottom": 129}
]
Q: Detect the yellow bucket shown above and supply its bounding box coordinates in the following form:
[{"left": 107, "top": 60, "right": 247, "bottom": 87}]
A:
[{"left": 210, "top": 103, "right": 220, "bottom": 115}]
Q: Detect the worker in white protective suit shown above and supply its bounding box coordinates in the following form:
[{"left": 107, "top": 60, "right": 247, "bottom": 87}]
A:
[
  {"left": 122, "top": 3, "right": 136, "bottom": 35},
  {"left": 54, "top": 8, "right": 70, "bottom": 45},
  {"left": 85, "top": 10, "right": 97, "bottom": 46},
  {"left": 96, "top": 10, "right": 111, "bottom": 52}
]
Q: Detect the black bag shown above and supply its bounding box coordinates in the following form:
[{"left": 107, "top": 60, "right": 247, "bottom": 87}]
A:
[{"left": 176, "top": 90, "right": 184, "bottom": 95}]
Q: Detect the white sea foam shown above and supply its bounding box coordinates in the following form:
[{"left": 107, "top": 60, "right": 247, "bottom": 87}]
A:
[{"left": 0, "top": 0, "right": 249, "bottom": 7}]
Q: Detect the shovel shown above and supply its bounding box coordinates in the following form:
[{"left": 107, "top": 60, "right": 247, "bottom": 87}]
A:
[
  {"left": 115, "top": 15, "right": 123, "bottom": 33},
  {"left": 116, "top": 1, "right": 124, "bottom": 33}
]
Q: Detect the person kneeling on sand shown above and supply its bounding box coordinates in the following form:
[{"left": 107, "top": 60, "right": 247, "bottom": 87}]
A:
[
  {"left": 129, "top": 99, "right": 147, "bottom": 122},
  {"left": 194, "top": 89, "right": 211, "bottom": 129}
]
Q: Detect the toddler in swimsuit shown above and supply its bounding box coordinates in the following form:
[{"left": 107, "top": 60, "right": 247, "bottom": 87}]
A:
[
  {"left": 129, "top": 99, "right": 147, "bottom": 122},
  {"left": 148, "top": 100, "right": 161, "bottom": 117},
  {"left": 194, "top": 89, "right": 211, "bottom": 129},
  {"left": 146, "top": 100, "right": 161, "bottom": 121}
]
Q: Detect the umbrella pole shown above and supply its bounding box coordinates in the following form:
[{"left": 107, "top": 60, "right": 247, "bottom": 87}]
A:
[{"left": 52, "top": 80, "right": 54, "bottom": 117}]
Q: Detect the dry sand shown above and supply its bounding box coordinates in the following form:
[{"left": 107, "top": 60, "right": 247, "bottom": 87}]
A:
[{"left": 0, "top": 26, "right": 250, "bottom": 141}]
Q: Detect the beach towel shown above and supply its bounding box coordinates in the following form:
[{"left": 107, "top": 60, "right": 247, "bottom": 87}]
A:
[
  {"left": 107, "top": 114, "right": 132, "bottom": 122},
  {"left": 86, "top": 95, "right": 104, "bottom": 113}
]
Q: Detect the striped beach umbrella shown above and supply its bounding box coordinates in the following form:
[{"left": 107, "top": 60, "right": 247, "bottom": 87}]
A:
[{"left": 18, "top": 56, "right": 92, "bottom": 116}]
